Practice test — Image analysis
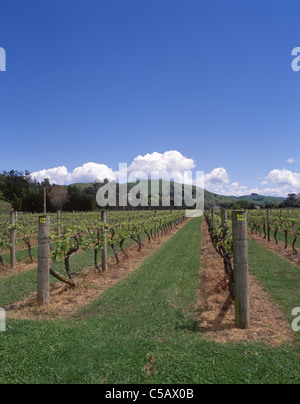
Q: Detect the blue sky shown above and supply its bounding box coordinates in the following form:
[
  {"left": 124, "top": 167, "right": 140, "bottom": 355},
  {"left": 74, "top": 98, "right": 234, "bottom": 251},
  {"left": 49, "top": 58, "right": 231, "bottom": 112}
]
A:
[{"left": 1, "top": 0, "right": 300, "bottom": 196}]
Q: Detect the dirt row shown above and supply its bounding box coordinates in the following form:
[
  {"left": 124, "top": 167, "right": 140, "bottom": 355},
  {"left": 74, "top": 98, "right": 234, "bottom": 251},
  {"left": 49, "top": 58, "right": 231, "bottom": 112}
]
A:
[
  {"left": 197, "top": 220, "right": 293, "bottom": 345},
  {"left": 0, "top": 258, "right": 38, "bottom": 279}
]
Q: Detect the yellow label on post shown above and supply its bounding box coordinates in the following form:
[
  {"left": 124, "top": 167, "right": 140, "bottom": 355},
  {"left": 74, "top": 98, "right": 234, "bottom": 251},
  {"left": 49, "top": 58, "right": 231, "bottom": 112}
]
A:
[
  {"left": 237, "top": 214, "right": 244, "bottom": 222},
  {"left": 40, "top": 217, "right": 46, "bottom": 224}
]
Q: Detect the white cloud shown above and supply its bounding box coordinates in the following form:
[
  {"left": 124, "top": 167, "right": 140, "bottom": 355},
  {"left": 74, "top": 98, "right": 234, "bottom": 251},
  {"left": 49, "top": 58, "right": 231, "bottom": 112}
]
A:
[
  {"left": 253, "top": 168, "right": 300, "bottom": 197},
  {"left": 31, "top": 151, "right": 196, "bottom": 185},
  {"left": 287, "top": 158, "right": 296, "bottom": 164},
  {"left": 31, "top": 166, "right": 69, "bottom": 184},
  {"left": 66, "top": 162, "right": 116, "bottom": 184},
  {"left": 30, "top": 153, "right": 300, "bottom": 199},
  {"left": 204, "top": 168, "right": 229, "bottom": 186},
  {"left": 204, "top": 168, "right": 236, "bottom": 195},
  {"left": 204, "top": 167, "right": 300, "bottom": 198},
  {"left": 266, "top": 168, "right": 300, "bottom": 189},
  {"left": 204, "top": 169, "right": 247, "bottom": 196},
  {"left": 31, "top": 163, "right": 116, "bottom": 185},
  {"left": 127, "top": 151, "right": 196, "bottom": 178},
  {"left": 233, "top": 169, "right": 300, "bottom": 198}
]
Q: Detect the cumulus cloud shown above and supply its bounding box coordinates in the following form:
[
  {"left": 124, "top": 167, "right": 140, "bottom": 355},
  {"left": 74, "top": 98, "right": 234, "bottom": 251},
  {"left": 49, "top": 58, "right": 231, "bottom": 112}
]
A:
[
  {"left": 203, "top": 169, "right": 256, "bottom": 197},
  {"left": 266, "top": 168, "right": 300, "bottom": 188},
  {"left": 31, "top": 163, "right": 116, "bottom": 185},
  {"left": 30, "top": 152, "right": 300, "bottom": 199},
  {"left": 204, "top": 168, "right": 229, "bottom": 186},
  {"left": 203, "top": 168, "right": 239, "bottom": 195},
  {"left": 232, "top": 169, "right": 300, "bottom": 198},
  {"left": 126, "top": 151, "right": 196, "bottom": 182},
  {"left": 66, "top": 163, "right": 116, "bottom": 184},
  {"left": 203, "top": 167, "right": 300, "bottom": 198},
  {"left": 258, "top": 168, "right": 300, "bottom": 196},
  {"left": 31, "top": 166, "right": 69, "bottom": 185},
  {"left": 31, "top": 151, "right": 196, "bottom": 185}
]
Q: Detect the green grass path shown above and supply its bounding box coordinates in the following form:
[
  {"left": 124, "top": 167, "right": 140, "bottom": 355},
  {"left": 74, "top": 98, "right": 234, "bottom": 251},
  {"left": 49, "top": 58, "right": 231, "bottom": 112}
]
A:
[
  {"left": 248, "top": 237, "right": 300, "bottom": 342},
  {"left": 0, "top": 218, "right": 300, "bottom": 384}
]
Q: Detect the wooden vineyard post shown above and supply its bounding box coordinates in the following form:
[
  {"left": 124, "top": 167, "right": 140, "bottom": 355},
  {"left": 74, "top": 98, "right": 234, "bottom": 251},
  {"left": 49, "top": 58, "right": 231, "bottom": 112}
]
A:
[
  {"left": 57, "top": 210, "right": 61, "bottom": 238},
  {"left": 43, "top": 187, "right": 47, "bottom": 214},
  {"left": 10, "top": 211, "right": 17, "bottom": 269},
  {"left": 221, "top": 208, "right": 227, "bottom": 227},
  {"left": 37, "top": 215, "right": 50, "bottom": 307},
  {"left": 101, "top": 210, "right": 108, "bottom": 272},
  {"left": 232, "top": 210, "right": 250, "bottom": 329},
  {"left": 267, "top": 209, "right": 271, "bottom": 242},
  {"left": 0, "top": 307, "right": 6, "bottom": 332}
]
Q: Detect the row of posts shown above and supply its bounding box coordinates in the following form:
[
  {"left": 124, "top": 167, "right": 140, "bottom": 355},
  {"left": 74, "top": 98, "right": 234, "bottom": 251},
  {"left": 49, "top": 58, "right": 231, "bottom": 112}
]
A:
[
  {"left": 9, "top": 208, "right": 163, "bottom": 271},
  {"left": 37, "top": 208, "right": 164, "bottom": 306},
  {"left": 37, "top": 210, "right": 109, "bottom": 307}
]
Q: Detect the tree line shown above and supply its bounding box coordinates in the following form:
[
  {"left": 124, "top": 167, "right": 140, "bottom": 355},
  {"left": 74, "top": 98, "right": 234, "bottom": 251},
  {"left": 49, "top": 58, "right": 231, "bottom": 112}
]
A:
[
  {"left": 0, "top": 171, "right": 183, "bottom": 212},
  {"left": 0, "top": 170, "right": 105, "bottom": 212},
  {"left": 1, "top": 170, "right": 298, "bottom": 213}
]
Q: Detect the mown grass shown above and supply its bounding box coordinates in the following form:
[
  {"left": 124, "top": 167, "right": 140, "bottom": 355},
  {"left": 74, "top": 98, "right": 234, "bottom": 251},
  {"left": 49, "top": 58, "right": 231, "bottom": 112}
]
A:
[
  {"left": 0, "top": 218, "right": 300, "bottom": 384},
  {"left": 248, "top": 237, "right": 300, "bottom": 345}
]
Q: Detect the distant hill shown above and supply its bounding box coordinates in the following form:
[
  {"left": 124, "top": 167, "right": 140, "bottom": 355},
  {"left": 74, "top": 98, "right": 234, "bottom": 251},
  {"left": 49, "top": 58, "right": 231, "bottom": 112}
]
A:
[
  {"left": 69, "top": 181, "right": 284, "bottom": 209},
  {"left": 236, "top": 194, "right": 285, "bottom": 204},
  {"left": 204, "top": 191, "right": 284, "bottom": 208},
  {"left": 0, "top": 180, "right": 284, "bottom": 211}
]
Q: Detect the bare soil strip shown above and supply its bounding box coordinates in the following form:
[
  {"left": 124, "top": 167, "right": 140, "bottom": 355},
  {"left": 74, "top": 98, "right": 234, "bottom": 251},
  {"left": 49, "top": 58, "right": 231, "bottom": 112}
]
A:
[
  {"left": 249, "top": 230, "right": 300, "bottom": 268},
  {"left": 197, "top": 220, "right": 293, "bottom": 345},
  {"left": 6, "top": 220, "right": 189, "bottom": 321},
  {"left": 0, "top": 258, "right": 38, "bottom": 279}
]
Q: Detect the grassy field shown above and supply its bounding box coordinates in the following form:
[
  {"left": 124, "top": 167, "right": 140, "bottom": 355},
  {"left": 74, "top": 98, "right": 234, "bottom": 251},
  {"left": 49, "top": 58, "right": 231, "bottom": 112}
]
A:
[
  {"left": 0, "top": 199, "right": 11, "bottom": 212},
  {"left": 0, "top": 218, "right": 300, "bottom": 384},
  {"left": 248, "top": 237, "right": 300, "bottom": 344}
]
